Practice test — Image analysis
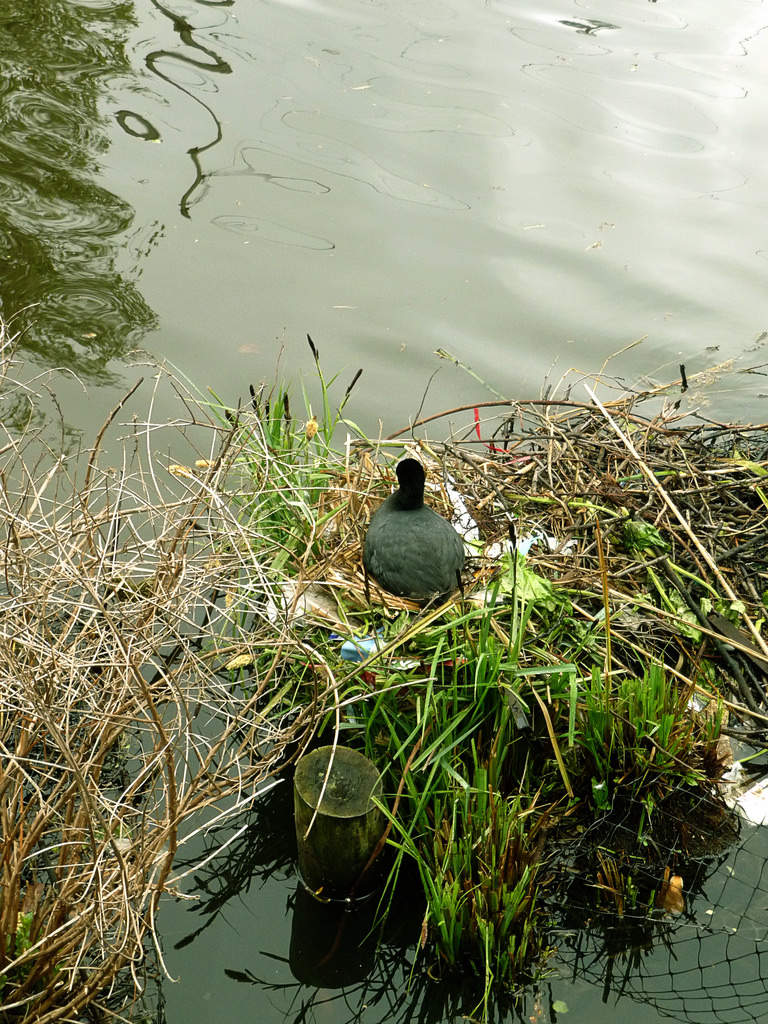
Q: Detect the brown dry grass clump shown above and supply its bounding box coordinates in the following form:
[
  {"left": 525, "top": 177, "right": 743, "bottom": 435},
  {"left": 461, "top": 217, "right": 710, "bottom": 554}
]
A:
[{"left": 0, "top": 325, "right": 324, "bottom": 1021}]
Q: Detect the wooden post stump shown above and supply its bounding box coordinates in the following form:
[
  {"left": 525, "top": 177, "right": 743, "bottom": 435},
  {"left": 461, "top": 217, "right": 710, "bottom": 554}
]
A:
[{"left": 294, "top": 745, "right": 385, "bottom": 899}]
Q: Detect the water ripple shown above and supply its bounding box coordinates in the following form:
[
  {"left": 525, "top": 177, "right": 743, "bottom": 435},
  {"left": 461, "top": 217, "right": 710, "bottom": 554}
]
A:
[
  {"left": 522, "top": 63, "right": 716, "bottom": 153},
  {"left": 0, "top": 0, "right": 157, "bottom": 381},
  {"left": 2, "top": 91, "right": 94, "bottom": 165},
  {"left": 212, "top": 215, "right": 335, "bottom": 250}
]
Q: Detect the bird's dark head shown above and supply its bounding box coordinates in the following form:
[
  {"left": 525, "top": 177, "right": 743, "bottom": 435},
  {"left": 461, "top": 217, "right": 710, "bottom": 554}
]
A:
[
  {"left": 394, "top": 458, "right": 426, "bottom": 509},
  {"left": 396, "top": 458, "right": 425, "bottom": 484}
]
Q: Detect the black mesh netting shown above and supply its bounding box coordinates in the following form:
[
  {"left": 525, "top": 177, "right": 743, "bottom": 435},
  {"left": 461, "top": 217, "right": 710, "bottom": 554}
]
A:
[{"left": 548, "top": 791, "right": 768, "bottom": 1024}]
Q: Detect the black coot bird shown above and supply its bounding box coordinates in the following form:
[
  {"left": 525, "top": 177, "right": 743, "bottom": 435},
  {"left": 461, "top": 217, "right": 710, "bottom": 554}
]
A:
[{"left": 363, "top": 458, "right": 465, "bottom": 601}]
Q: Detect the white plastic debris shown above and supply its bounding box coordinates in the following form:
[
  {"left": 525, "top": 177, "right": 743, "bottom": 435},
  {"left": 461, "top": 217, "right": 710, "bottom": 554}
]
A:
[
  {"left": 443, "top": 474, "right": 481, "bottom": 544},
  {"left": 486, "top": 527, "right": 577, "bottom": 561},
  {"left": 485, "top": 541, "right": 507, "bottom": 560},
  {"left": 722, "top": 761, "right": 768, "bottom": 825},
  {"left": 265, "top": 581, "right": 348, "bottom": 629}
]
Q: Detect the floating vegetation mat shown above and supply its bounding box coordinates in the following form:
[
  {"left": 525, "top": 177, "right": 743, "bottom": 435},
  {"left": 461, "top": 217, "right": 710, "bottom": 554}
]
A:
[
  {"left": 286, "top": 374, "right": 768, "bottom": 747},
  {"left": 217, "top": 348, "right": 768, "bottom": 1017},
  {"left": 1, "top": 322, "right": 766, "bottom": 1022}
]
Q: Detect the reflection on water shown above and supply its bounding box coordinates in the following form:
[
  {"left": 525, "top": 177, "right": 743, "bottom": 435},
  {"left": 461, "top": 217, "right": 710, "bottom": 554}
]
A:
[
  {"left": 0, "top": 0, "right": 156, "bottom": 382},
  {"left": 161, "top": 776, "right": 531, "bottom": 1024},
  {"left": 140, "top": 0, "right": 233, "bottom": 217},
  {"left": 5, "top": 0, "right": 768, "bottom": 422},
  {"left": 159, "top": 776, "right": 768, "bottom": 1024}
]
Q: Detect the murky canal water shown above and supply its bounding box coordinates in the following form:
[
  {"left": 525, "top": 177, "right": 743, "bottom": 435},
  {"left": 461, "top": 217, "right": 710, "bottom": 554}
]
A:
[
  {"left": 153, "top": 780, "right": 768, "bottom": 1024},
  {"left": 3, "top": 0, "right": 768, "bottom": 1021},
  {"left": 2, "top": 0, "right": 768, "bottom": 439}
]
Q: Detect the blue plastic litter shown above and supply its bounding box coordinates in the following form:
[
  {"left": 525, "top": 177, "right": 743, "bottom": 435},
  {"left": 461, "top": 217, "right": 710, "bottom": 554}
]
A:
[{"left": 334, "top": 633, "right": 384, "bottom": 662}]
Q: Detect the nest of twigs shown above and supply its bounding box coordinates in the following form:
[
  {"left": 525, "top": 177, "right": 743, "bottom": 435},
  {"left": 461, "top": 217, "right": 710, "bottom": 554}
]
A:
[
  {"left": 443, "top": 396, "right": 768, "bottom": 738},
  {"left": 302, "top": 390, "right": 768, "bottom": 743}
]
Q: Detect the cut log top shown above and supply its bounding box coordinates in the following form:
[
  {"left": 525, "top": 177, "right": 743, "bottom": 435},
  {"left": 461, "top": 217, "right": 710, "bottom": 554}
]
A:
[{"left": 294, "top": 745, "right": 382, "bottom": 818}]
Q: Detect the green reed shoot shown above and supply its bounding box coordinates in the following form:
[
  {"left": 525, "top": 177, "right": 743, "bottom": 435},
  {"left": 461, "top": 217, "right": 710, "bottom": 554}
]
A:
[{"left": 574, "top": 662, "right": 723, "bottom": 814}]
